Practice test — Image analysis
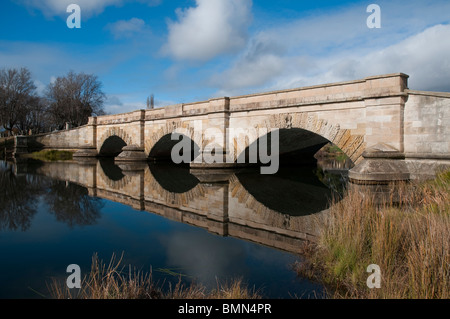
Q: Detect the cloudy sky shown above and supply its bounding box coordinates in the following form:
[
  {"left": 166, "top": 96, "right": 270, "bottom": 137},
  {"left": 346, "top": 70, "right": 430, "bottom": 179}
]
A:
[{"left": 1, "top": 0, "right": 449, "bottom": 114}]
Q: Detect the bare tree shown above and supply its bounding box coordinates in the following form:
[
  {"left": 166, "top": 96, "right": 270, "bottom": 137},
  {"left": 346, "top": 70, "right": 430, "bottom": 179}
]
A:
[
  {"left": 46, "top": 71, "right": 106, "bottom": 129},
  {"left": 0, "top": 67, "right": 37, "bottom": 135},
  {"left": 17, "top": 96, "right": 51, "bottom": 134}
]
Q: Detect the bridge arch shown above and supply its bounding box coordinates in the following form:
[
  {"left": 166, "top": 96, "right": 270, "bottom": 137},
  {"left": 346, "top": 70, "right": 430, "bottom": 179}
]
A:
[
  {"left": 145, "top": 164, "right": 207, "bottom": 207},
  {"left": 146, "top": 121, "right": 201, "bottom": 162},
  {"left": 233, "top": 112, "right": 365, "bottom": 165},
  {"left": 149, "top": 163, "right": 200, "bottom": 194},
  {"left": 228, "top": 173, "right": 330, "bottom": 240},
  {"left": 98, "top": 127, "right": 134, "bottom": 157},
  {"left": 232, "top": 162, "right": 346, "bottom": 215},
  {"left": 97, "top": 159, "right": 133, "bottom": 190}
]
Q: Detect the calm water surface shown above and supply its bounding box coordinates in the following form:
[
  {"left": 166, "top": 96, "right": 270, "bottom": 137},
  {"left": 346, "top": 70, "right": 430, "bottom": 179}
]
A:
[{"left": 0, "top": 158, "right": 348, "bottom": 299}]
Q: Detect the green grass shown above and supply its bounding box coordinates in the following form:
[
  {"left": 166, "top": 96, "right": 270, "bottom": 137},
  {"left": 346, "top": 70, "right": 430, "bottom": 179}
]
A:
[
  {"left": 29, "top": 150, "right": 73, "bottom": 161},
  {"left": 295, "top": 170, "right": 450, "bottom": 299}
]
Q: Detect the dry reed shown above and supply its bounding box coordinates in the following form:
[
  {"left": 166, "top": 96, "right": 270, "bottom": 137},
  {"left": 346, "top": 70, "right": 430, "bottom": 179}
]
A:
[
  {"left": 48, "top": 252, "right": 261, "bottom": 299},
  {"left": 295, "top": 170, "right": 449, "bottom": 299}
]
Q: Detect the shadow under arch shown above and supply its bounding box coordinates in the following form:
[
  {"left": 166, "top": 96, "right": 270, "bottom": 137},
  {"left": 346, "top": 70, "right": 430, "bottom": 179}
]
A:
[
  {"left": 98, "top": 135, "right": 127, "bottom": 157},
  {"left": 236, "top": 128, "right": 332, "bottom": 167},
  {"left": 97, "top": 158, "right": 133, "bottom": 190},
  {"left": 234, "top": 165, "right": 339, "bottom": 217},
  {"left": 233, "top": 127, "right": 357, "bottom": 216},
  {"left": 148, "top": 162, "right": 200, "bottom": 194},
  {"left": 148, "top": 133, "right": 201, "bottom": 163},
  {"left": 98, "top": 158, "right": 125, "bottom": 181},
  {"left": 234, "top": 112, "right": 366, "bottom": 167}
]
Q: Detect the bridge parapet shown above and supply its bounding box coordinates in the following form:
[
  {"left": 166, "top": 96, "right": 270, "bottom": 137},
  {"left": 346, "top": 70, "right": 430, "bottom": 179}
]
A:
[
  {"left": 228, "top": 73, "right": 408, "bottom": 112},
  {"left": 97, "top": 109, "right": 145, "bottom": 125}
]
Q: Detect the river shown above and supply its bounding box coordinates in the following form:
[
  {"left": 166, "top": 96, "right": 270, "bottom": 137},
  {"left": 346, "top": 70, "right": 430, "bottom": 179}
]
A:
[{"left": 0, "top": 157, "right": 350, "bottom": 299}]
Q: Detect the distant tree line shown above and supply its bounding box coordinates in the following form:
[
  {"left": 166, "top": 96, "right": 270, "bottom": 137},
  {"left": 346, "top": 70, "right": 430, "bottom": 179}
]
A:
[{"left": 0, "top": 67, "right": 105, "bottom": 136}]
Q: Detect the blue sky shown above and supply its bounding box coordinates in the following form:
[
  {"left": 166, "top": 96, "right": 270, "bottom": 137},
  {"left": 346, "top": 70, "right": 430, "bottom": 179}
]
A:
[{"left": 1, "top": 0, "right": 449, "bottom": 114}]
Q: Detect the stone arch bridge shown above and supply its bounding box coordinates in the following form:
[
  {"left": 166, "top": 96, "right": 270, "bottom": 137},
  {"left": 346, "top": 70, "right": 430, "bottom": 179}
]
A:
[{"left": 17, "top": 73, "right": 450, "bottom": 183}]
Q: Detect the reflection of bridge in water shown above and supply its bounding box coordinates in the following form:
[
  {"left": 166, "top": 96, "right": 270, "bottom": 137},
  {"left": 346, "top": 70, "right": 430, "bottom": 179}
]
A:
[{"left": 19, "top": 159, "right": 338, "bottom": 254}]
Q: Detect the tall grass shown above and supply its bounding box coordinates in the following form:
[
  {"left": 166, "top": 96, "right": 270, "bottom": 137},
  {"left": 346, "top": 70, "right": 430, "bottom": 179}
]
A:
[
  {"left": 295, "top": 170, "right": 449, "bottom": 299},
  {"left": 48, "top": 253, "right": 261, "bottom": 299}
]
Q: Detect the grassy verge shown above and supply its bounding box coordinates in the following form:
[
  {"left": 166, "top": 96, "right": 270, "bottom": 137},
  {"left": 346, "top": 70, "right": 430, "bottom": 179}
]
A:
[
  {"left": 48, "top": 253, "right": 261, "bottom": 299},
  {"left": 295, "top": 170, "right": 449, "bottom": 299},
  {"left": 28, "top": 150, "right": 73, "bottom": 161}
]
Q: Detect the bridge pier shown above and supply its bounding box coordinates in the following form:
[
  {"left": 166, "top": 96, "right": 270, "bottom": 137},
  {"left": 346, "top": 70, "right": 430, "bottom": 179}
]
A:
[
  {"left": 190, "top": 97, "right": 242, "bottom": 170},
  {"left": 190, "top": 152, "right": 247, "bottom": 170},
  {"left": 190, "top": 169, "right": 231, "bottom": 237},
  {"left": 347, "top": 143, "right": 413, "bottom": 202},
  {"left": 73, "top": 146, "right": 98, "bottom": 158},
  {"left": 72, "top": 117, "right": 98, "bottom": 158},
  {"left": 348, "top": 143, "right": 410, "bottom": 184},
  {"left": 115, "top": 145, "right": 147, "bottom": 162},
  {"left": 190, "top": 168, "right": 238, "bottom": 183}
]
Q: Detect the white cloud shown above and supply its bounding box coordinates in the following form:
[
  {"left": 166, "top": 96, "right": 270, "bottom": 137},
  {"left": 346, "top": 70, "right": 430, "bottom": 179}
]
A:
[
  {"left": 106, "top": 18, "right": 149, "bottom": 39},
  {"left": 229, "top": 54, "right": 284, "bottom": 89},
  {"left": 213, "top": 53, "right": 285, "bottom": 91},
  {"left": 212, "top": 0, "right": 450, "bottom": 96},
  {"left": 355, "top": 24, "right": 450, "bottom": 91},
  {"left": 269, "top": 24, "right": 450, "bottom": 92},
  {"left": 163, "top": 0, "right": 252, "bottom": 62}
]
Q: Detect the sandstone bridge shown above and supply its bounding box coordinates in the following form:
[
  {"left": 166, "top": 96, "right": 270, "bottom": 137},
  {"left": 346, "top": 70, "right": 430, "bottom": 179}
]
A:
[{"left": 13, "top": 73, "right": 450, "bottom": 183}]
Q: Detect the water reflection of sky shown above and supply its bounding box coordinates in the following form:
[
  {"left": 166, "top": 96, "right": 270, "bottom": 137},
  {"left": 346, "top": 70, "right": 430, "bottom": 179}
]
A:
[{"left": 0, "top": 161, "right": 328, "bottom": 299}]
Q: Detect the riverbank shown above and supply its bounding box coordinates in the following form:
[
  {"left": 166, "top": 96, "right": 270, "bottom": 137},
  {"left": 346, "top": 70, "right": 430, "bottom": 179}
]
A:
[
  {"left": 25, "top": 150, "right": 73, "bottom": 161},
  {"left": 294, "top": 170, "right": 449, "bottom": 299}
]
